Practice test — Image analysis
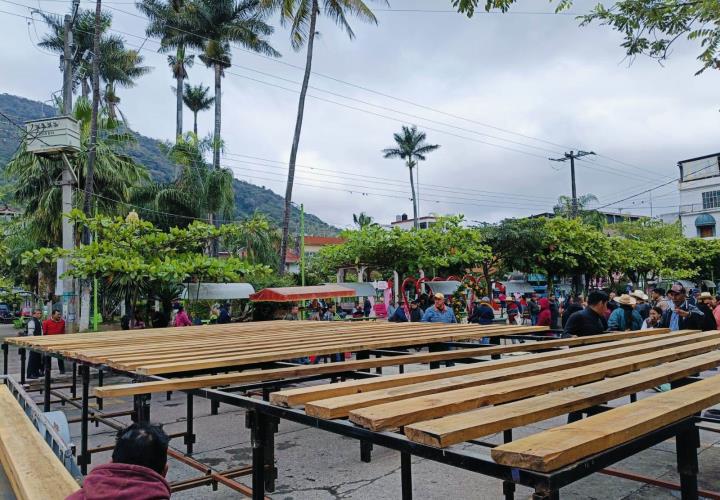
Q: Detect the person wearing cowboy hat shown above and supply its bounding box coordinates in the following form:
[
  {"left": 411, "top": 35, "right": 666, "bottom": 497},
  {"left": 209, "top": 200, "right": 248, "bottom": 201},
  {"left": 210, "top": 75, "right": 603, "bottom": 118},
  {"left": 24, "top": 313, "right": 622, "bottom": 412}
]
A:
[
  {"left": 421, "top": 292, "right": 457, "bottom": 323},
  {"left": 608, "top": 294, "right": 643, "bottom": 331},
  {"left": 659, "top": 283, "right": 704, "bottom": 331},
  {"left": 631, "top": 290, "right": 651, "bottom": 320},
  {"left": 695, "top": 292, "right": 717, "bottom": 331}
]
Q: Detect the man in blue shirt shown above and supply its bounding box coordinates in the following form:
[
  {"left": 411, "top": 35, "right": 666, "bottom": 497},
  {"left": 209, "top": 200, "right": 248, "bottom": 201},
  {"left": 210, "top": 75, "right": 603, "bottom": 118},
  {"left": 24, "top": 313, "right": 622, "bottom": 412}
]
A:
[{"left": 421, "top": 293, "right": 457, "bottom": 323}]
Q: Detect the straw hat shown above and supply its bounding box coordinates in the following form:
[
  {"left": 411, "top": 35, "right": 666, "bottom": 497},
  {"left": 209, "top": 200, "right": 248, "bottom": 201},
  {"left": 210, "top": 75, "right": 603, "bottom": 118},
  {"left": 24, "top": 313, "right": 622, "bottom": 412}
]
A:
[
  {"left": 698, "top": 292, "right": 714, "bottom": 302},
  {"left": 616, "top": 294, "right": 637, "bottom": 306},
  {"left": 433, "top": 292, "right": 444, "bottom": 300},
  {"left": 630, "top": 290, "right": 649, "bottom": 302}
]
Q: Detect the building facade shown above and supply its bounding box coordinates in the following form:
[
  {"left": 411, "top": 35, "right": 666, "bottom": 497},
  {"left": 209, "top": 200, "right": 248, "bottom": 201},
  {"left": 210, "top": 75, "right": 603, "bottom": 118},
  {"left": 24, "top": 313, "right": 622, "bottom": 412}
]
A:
[
  {"left": 677, "top": 153, "right": 720, "bottom": 239},
  {"left": 390, "top": 214, "right": 439, "bottom": 230}
]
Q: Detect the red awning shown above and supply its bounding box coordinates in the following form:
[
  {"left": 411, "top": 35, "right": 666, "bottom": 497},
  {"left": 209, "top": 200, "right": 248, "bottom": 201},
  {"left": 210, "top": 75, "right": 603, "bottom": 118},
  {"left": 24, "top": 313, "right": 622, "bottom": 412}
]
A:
[{"left": 249, "top": 285, "right": 357, "bottom": 302}]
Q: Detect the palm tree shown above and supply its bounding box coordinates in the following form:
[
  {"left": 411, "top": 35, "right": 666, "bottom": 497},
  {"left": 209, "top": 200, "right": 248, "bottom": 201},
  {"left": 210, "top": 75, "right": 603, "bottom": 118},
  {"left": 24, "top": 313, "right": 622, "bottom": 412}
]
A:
[
  {"left": 181, "top": 0, "right": 279, "bottom": 171},
  {"left": 352, "top": 212, "right": 376, "bottom": 229},
  {"left": 138, "top": 0, "right": 195, "bottom": 141},
  {"left": 5, "top": 98, "right": 149, "bottom": 246},
  {"left": 382, "top": 126, "right": 440, "bottom": 229},
  {"left": 182, "top": 83, "right": 215, "bottom": 135},
  {"left": 102, "top": 47, "right": 151, "bottom": 120},
  {"left": 261, "top": 0, "right": 382, "bottom": 274},
  {"left": 553, "top": 194, "right": 606, "bottom": 228}
]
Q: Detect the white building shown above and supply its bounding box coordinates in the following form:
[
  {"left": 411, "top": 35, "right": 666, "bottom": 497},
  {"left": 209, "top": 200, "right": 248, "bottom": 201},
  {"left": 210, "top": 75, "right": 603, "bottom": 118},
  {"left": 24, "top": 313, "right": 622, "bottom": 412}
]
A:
[
  {"left": 678, "top": 153, "right": 720, "bottom": 239},
  {"left": 390, "top": 213, "right": 439, "bottom": 230}
]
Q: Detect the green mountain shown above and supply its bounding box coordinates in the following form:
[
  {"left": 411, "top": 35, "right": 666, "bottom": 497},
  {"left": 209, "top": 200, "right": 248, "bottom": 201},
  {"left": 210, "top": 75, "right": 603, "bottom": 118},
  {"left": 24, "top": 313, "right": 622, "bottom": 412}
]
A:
[{"left": 0, "top": 93, "right": 337, "bottom": 235}]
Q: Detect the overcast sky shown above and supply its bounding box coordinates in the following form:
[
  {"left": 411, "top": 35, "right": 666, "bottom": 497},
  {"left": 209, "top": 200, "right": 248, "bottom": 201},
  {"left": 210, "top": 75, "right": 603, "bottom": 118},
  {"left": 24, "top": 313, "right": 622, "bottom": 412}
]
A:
[{"left": 1, "top": 0, "right": 718, "bottom": 229}]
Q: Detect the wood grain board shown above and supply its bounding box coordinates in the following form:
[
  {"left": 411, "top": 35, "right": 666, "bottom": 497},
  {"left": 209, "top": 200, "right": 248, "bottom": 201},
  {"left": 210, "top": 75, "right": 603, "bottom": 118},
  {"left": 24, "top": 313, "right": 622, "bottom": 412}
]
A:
[
  {"left": 95, "top": 327, "right": 673, "bottom": 398},
  {"left": 490, "top": 373, "right": 720, "bottom": 472},
  {"left": 0, "top": 386, "right": 79, "bottom": 500}
]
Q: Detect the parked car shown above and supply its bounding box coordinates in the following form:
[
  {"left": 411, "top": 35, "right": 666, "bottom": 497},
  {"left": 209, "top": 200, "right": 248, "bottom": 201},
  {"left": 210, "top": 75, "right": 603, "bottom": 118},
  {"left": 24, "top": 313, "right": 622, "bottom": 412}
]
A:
[{"left": 0, "top": 303, "right": 13, "bottom": 323}]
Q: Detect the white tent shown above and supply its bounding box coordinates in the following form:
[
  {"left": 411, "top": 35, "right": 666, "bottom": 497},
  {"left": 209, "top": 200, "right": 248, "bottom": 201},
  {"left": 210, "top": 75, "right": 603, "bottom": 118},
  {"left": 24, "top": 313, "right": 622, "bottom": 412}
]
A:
[{"left": 182, "top": 283, "right": 255, "bottom": 301}]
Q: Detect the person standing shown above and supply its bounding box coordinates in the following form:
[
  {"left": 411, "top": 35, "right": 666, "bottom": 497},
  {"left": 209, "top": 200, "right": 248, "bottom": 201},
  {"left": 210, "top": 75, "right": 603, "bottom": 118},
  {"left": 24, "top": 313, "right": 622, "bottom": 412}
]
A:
[
  {"left": 173, "top": 306, "right": 192, "bottom": 327},
  {"left": 363, "top": 297, "right": 372, "bottom": 318},
  {"left": 641, "top": 306, "right": 664, "bottom": 330},
  {"left": 527, "top": 296, "right": 540, "bottom": 325},
  {"left": 561, "top": 295, "right": 583, "bottom": 328},
  {"left": 498, "top": 292, "right": 507, "bottom": 317},
  {"left": 695, "top": 292, "right": 717, "bottom": 331},
  {"left": 218, "top": 303, "right": 231, "bottom": 324},
  {"left": 608, "top": 294, "right": 643, "bottom": 331},
  {"left": 421, "top": 293, "right": 457, "bottom": 323},
  {"left": 631, "top": 290, "right": 651, "bottom": 320},
  {"left": 536, "top": 298, "right": 552, "bottom": 327},
  {"left": 650, "top": 288, "right": 670, "bottom": 312},
  {"left": 24, "top": 309, "right": 44, "bottom": 379},
  {"left": 469, "top": 298, "right": 494, "bottom": 325},
  {"left": 563, "top": 291, "right": 609, "bottom": 337},
  {"left": 151, "top": 308, "right": 169, "bottom": 329},
  {"left": 548, "top": 294, "right": 560, "bottom": 329},
  {"left": 284, "top": 305, "right": 300, "bottom": 321},
  {"left": 42, "top": 309, "right": 66, "bottom": 374},
  {"left": 660, "top": 283, "right": 704, "bottom": 331}
]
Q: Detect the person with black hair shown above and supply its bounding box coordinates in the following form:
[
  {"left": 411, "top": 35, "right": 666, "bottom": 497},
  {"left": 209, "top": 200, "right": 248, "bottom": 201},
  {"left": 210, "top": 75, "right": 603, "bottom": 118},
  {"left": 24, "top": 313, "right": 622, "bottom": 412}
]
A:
[
  {"left": 561, "top": 295, "right": 583, "bottom": 328},
  {"left": 66, "top": 423, "right": 171, "bottom": 500},
  {"left": 563, "top": 291, "right": 609, "bottom": 337}
]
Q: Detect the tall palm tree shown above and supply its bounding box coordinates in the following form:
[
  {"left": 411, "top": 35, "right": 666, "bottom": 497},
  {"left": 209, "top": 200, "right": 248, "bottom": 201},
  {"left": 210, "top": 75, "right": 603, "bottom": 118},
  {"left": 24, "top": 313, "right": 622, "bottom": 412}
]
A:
[
  {"left": 138, "top": 0, "right": 195, "bottom": 141},
  {"left": 352, "top": 212, "right": 376, "bottom": 229},
  {"left": 261, "top": 0, "right": 383, "bottom": 274},
  {"left": 382, "top": 126, "right": 440, "bottom": 229},
  {"left": 182, "top": 83, "right": 215, "bottom": 135},
  {"left": 181, "top": 0, "right": 279, "bottom": 171},
  {"left": 102, "top": 47, "right": 152, "bottom": 120}
]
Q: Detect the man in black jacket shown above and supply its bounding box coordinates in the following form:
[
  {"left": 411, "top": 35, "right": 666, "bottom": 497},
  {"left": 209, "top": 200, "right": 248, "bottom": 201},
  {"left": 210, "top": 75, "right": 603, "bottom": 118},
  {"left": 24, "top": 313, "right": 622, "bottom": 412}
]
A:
[
  {"left": 660, "top": 283, "right": 704, "bottom": 331},
  {"left": 563, "top": 291, "right": 609, "bottom": 337},
  {"left": 561, "top": 295, "right": 584, "bottom": 328},
  {"left": 24, "top": 309, "right": 43, "bottom": 379}
]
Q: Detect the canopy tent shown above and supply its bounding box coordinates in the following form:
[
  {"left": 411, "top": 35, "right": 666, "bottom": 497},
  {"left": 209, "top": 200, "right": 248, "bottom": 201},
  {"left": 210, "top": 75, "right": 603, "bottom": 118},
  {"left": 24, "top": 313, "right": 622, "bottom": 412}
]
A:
[
  {"left": 325, "top": 282, "right": 376, "bottom": 297},
  {"left": 500, "top": 280, "right": 536, "bottom": 296},
  {"left": 182, "top": 283, "right": 255, "bottom": 301},
  {"left": 250, "top": 285, "right": 356, "bottom": 303},
  {"left": 425, "top": 281, "right": 462, "bottom": 296}
]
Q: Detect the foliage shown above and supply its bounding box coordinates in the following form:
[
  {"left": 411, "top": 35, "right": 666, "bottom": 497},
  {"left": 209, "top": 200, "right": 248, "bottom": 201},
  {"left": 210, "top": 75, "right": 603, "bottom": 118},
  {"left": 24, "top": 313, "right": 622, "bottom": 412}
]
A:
[
  {"left": 451, "top": 1, "right": 719, "bottom": 75},
  {"left": 553, "top": 194, "right": 606, "bottom": 228},
  {"left": 223, "top": 213, "right": 281, "bottom": 266},
  {"left": 352, "top": 212, "right": 376, "bottom": 229},
  {"left": 182, "top": 83, "right": 215, "bottom": 134}
]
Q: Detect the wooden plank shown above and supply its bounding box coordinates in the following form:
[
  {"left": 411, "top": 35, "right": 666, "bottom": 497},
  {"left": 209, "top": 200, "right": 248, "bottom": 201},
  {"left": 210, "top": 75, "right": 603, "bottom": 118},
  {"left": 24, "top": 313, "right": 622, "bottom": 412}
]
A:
[
  {"left": 307, "top": 334, "right": 720, "bottom": 419},
  {"left": 270, "top": 330, "right": 693, "bottom": 408},
  {"left": 490, "top": 372, "right": 720, "bottom": 472},
  {"left": 0, "top": 386, "right": 79, "bottom": 500},
  {"left": 95, "top": 328, "right": 673, "bottom": 398},
  {"left": 405, "top": 350, "right": 720, "bottom": 447},
  {"left": 359, "top": 346, "right": 720, "bottom": 433}
]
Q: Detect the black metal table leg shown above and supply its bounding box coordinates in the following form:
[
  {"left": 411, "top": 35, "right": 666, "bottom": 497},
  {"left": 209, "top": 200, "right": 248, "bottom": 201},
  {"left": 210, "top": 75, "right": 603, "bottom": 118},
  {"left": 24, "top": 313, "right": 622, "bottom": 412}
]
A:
[
  {"left": 676, "top": 425, "right": 700, "bottom": 500},
  {"left": 247, "top": 410, "right": 267, "bottom": 500},
  {"left": 166, "top": 391, "right": 172, "bottom": 401},
  {"left": 19, "top": 348, "right": 26, "bottom": 385},
  {"left": 2, "top": 343, "right": 8, "bottom": 375},
  {"left": 185, "top": 393, "right": 195, "bottom": 456},
  {"left": 428, "top": 343, "right": 446, "bottom": 369},
  {"left": 401, "top": 451, "right": 412, "bottom": 500},
  {"left": 79, "top": 364, "right": 90, "bottom": 475},
  {"left": 43, "top": 356, "right": 51, "bottom": 412},
  {"left": 360, "top": 439, "right": 373, "bottom": 463},
  {"left": 630, "top": 393, "right": 637, "bottom": 403},
  {"left": 71, "top": 362, "right": 77, "bottom": 399},
  {"left": 264, "top": 416, "right": 279, "bottom": 492},
  {"left": 501, "top": 429, "right": 516, "bottom": 500},
  {"left": 533, "top": 489, "right": 559, "bottom": 500},
  {"left": 97, "top": 369, "right": 104, "bottom": 410},
  {"left": 211, "top": 399, "right": 220, "bottom": 415}
]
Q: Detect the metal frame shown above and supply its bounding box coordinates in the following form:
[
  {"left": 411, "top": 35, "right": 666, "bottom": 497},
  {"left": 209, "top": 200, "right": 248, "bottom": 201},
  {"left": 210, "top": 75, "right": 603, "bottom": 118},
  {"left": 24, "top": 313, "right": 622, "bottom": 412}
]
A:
[{"left": 3, "top": 337, "right": 718, "bottom": 500}]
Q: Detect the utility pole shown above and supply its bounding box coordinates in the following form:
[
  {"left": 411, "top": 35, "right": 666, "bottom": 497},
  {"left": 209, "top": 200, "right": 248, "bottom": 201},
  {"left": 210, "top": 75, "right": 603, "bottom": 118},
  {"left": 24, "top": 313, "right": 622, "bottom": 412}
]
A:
[
  {"left": 60, "top": 0, "right": 80, "bottom": 333},
  {"left": 300, "top": 204, "right": 305, "bottom": 287},
  {"left": 549, "top": 150, "right": 596, "bottom": 218}
]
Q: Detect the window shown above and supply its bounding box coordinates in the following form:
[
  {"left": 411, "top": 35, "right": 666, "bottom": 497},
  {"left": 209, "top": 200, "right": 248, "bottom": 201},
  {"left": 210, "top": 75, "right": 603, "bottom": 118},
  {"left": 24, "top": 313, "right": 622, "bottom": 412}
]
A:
[
  {"left": 419, "top": 222, "right": 428, "bottom": 229},
  {"left": 699, "top": 225, "right": 715, "bottom": 238},
  {"left": 702, "top": 191, "right": 720, "bottom": 210}
]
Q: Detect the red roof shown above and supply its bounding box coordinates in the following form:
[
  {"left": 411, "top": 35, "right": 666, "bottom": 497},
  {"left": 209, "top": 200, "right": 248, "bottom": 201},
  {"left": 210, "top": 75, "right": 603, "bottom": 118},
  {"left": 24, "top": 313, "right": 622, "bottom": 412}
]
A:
[
  {"left": 250, "top": 285, "right": 356, "bottom": 302},
  {"left": 285, "top": 250, "right": 300, "bottom": 263},
  {"left": 303, "top": 236, "right": 345, "bottom": 246}
]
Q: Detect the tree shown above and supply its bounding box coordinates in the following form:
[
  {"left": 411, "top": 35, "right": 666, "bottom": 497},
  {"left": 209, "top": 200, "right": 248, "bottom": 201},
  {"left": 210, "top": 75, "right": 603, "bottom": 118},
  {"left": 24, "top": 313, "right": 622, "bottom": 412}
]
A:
[
  {"left": 130, "top": 133, "right": 235, "bottom": 230},
  {"left": 5, "top": 98, "right": 148, "bottom": 246},
  {"left": 382, "top": 125, "right": 440, "bottom": 229},
  {"left": 352, "top": 212, "right": 376, "bottom": 229},
  {"left": 451, "top": 1, "right": 720, "bottom": 75},
  {"left": 261, "top": 0, "right": 382, "bottom": 274},
  {"left": 553, "top": 193, "right": 606, "bottom": 228},
  {"left": 101, "top": 47, "right": 151, "bottom": 120},
  {"left": 223, "top": 213, "right": 280, "bottom": 265},
  {"left": 182, "top": 83, "right": 215, "bottom": 135},
  {"left": 138, "top": 0, "right": 195, "bottom": 141},
  {"left": 182, "top": 0, "right": 279, "bottom": 171}
]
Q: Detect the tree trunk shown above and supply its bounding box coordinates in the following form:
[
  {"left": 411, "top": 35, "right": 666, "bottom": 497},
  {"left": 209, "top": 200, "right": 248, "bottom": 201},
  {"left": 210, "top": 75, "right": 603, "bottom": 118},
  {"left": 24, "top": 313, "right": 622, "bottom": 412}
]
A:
[
  {"left": 279, "top": 0, "right": 319, "bottom": 275},
  {"left": 176, "top": 70, "right": 183, "bottom": 142},
  {"left": 213, "top": 63, "right": 222, "bottom": 170},
  {"left": 408, "top": 161, "right": 418, "bottom": 229},
  {"left": 193, "top": 111, "right": 198, "bottom": 136}
]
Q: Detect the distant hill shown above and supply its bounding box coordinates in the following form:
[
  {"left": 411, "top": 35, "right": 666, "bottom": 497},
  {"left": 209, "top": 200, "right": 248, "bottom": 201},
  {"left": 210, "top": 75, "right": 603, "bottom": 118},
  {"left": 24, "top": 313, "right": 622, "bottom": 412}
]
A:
[{"left": 0, "top": 93, "right": 337, "bottom": 235}]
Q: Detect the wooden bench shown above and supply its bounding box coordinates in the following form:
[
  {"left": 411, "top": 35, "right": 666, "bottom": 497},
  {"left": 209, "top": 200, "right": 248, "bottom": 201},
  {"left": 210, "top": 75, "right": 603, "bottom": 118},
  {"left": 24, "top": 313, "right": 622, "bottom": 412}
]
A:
[
  {"left": 490, "top": 373, "right": 720, "bottom": 472},
  {"left": 0, "top": 385, "right": 79, "bottom": 500}
]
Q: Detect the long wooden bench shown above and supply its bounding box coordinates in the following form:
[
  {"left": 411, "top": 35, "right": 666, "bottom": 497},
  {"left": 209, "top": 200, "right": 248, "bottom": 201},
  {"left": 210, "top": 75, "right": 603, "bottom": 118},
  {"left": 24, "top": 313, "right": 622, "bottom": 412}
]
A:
[
  {"left": 404, "top": 350, "right": 720, "bottom": 446},
  {"left": 0, "top": 385, "right": 79, "bottom": 500},
  {"left": 96, "top": 327, "right": 672, "bottom": 399},
  {"left": 490, "top": 374, "right": 720, "bottom": 472},
  {"left": 270, "top": 330, "right": 700, "bottom": 408}
]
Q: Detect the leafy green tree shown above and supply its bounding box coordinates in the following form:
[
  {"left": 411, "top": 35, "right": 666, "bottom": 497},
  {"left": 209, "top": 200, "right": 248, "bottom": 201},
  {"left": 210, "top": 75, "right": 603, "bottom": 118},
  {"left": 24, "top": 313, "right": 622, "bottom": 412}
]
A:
[
  {"left": 101, "top": 48, "right": 151, "bottom": 120},
  {"left": 352, "top": 212, "right": 376, "bottom": 229},
  {"left": 5, "top": 98, "right": 148, "bottom": 245},
  {"left": 182, "top": 0, "right": 279, "bottom": 171},
  {"left": 223, "top": 213, "right": 280, "bottom": 265},
  {"left": 139, "top": 0, "right": 195, "bottom": 140},
  {"left": 552, "top": 193, "right": 606, "bottom": 228},
  {"left": 261, "top": 0, "right": 382, "bottom": 274},
  {"left": 451, "top": 1, "right": 719, "bottom": 75},
  {"left": 382, "top": 126, "right": 440, "bottom": 229},
  {"left": 131, "top": 134, "right": 235, "bottom": 229},
  {"left": 182, "top": 83, "right": 215, "bottom": 136}
]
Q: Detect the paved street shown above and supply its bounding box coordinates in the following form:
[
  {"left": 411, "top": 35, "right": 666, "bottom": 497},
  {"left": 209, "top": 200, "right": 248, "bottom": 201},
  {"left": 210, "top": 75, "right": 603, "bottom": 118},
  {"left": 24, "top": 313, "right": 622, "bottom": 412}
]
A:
[{"left": 2, "top": 323, "right": 720, "bottom": 499}]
